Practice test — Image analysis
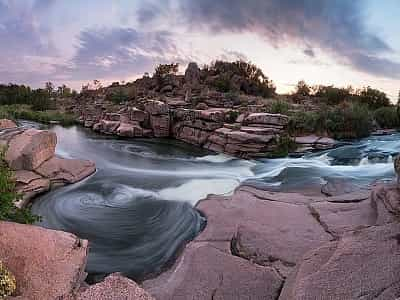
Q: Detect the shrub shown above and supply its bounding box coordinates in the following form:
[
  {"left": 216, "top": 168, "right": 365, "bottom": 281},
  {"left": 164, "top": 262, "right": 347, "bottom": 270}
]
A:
[
  {"left": 268, "top": 100, "right": 289, "bottom": 115},
  {"left": 357, "top": 86, "right": 390, "bottom": 109},
  {"left": 374, "top": 106, "right": 400, "bottom": 129},
  {"left": 326, "top": 103, "right": 373, "bottom": 139},
  {"left": 267, "top": 135, "right": 297, "bottom": 158},
  {"left": 0, "top": 148, "right": 39, "bottom": 224},
  {"left": 295, "top": 80, "right": 311, "bottom": 96},
  {"left": 0, "top": 261, "right": 16, "bottom": 298},
  {"left": 288, "top": 111, "right": 322, "bottom": 135},
  {"left": 314, "top": 85, "right": 351, "bottom": 105}
]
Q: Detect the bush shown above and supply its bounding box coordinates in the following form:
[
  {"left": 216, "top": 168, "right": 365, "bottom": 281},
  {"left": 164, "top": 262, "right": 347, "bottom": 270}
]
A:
[
  {"left": 0, "top": 148, "right": 39, "bottom": 224},
  {"left": 314, "top": 85, "right": 351, "bottom": 105},
  {"left": 374, "top": 106, "right": 400, "bottom": 129},
  {"left": 267, "top": 135, "right": 297, "bottom": 158},
  {"left": 357, "top": 86, "right": 390, "bottom": 109},
  {"left": 288, "top": 111, "right": 324, "bottom": 135},
  {"left": 0, "top": 261, "right": 16, "bottom": 298},
  {"left": 268, "top": 100, "right": 289, "bottom": 114},
  {"left": 326, "top": 103, "right": 373, "bottom": 139}
]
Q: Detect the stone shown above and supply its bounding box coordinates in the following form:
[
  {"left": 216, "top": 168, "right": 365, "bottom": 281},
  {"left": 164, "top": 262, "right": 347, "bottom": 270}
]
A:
[
  {"left": 143, "top": 244, "right": 283, "bottom": 300},
  {"left": 181, "top": 120, "right": 223, "bottom": 131},
  {"left": 76, "top": 273, "right": 154, "bottom": 300},
  {"left": 239, "top": 126, "right": 282, "bottom": 135},
  {"left": 174, "top": 126, "right": 211, "bottom": 146},
  {"left": 0, "top": 119, "right": 17, "bottom": 130},
  {"left": 0, "top": 222, "right": 88, "bottom": 300},
  {"left": 279, "top": 223, "right": 400, "bottom": 300},
  {"left": 244, "top": 113, "right": 289, "bottom": 126},
  {"left": 130, "top": 108, "right": 147, "bottom": 123},
  {"left": 321, "top": 178, "right": 363, "bottom": 196},
  {"left": 226, "top": 131, "right": 275, "bottom": 144},
  {"left": 195, "top": 102, "right": 208, "bottom": 110},
  {"left": 371, "top": 183, "right": 400, "bottom": 225},
  {"left": 144, "top": 100, "right": 169, "bottom": 115},
  {"left": 117, "top": 123, "right": 144, "bottom": 137},
  {"left": 295, "top": 135, "right": 320, "bottom": 145},
  {"left": 150, "top": 115, "right": 170, "bottom": 137},
  {"left": 104, "top": 113, "right": 121, "bottom": 122},
  {"left": 100, "top": 120, "right": 120, "bottom": 134},
  {"left": 5, "top": 129, "right": 57, "bottom": 171},
  {"left": 199, "top": 109, "right": 225, "bottom": 122},
  {"left": 36, "top": 157, "right": 96, "bottom": 186},
  {"left": 0, "top": 260, "right": 16, "bottom": 298},
  {"left": 14, "top": 170, "right": 50, "bottom": 207}
]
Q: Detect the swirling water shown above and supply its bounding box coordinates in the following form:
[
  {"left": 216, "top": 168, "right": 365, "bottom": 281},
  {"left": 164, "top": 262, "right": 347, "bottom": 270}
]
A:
[{"left": 29, "top": 122, "right": 397, "bottom": 281}]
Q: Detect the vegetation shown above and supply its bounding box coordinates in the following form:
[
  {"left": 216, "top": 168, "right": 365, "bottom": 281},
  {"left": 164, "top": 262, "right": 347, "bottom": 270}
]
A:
[
  {"left": 267, "top": 135, "right": 297, "bottom": 158},
  {"left": 374, "top": 106, "right": 400, "bottom": 129},
  {"left": 0, "top": 148, "right": 39, "bottom": 224},
  {"left": 268, "top": 100, "right": 290, "bottom": 114},
  {"left": 357, "top": 86, "right": 390, "bottom": 109},
  {"left": 295, "top": 80, "right": 311, "bottom": 96},
  {"left": 205, "top": 60, "right": 276, "bottom": 97},
  {"left": 0, "top": 261, "right": 16, "bottom": 298},
  {"left": 314, "top": 85, "right": 351, "bottom": 105},
  {"left": 0, "top": 105, "right": 76, "bottom": 126}
]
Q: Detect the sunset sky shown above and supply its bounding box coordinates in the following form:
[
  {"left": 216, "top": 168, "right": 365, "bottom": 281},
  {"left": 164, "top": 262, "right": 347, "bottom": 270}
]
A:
[{"left": 1, "top": 0, "right": 399, "bottom": 99}]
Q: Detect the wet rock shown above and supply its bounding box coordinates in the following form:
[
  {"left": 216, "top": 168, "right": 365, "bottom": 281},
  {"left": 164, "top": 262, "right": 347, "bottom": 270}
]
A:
[
  {"left": 76, "top": 273, "right": 154, "bottom": 300},
  {"left": 0, "top": 222, "right": 88, "bottom": 300},
  {"left": 100, "top": 120, "right": 120, "bottom": 134},
  {"left": 321, "top": 178, "right": 363, "bottom": 196},
  {"left": 143, "top": 244, "right": 283, "bottom": 300},
  {"left": 0, "top": 119, "right": 17, "bottom": 130},
  {"left": 174, "top": 125, "right": 211, "bottom": 146},
  {"left": 244, "top": 113, "right": 289, "bottom": 127},
  {"left": 5, "top": 129, "right": 57, "bottom": 171},
  {"left": 150, "top": 115, "right": 170, "bottom": 137},
  {"left": 117, "top": 122, "right": 144, "bottom": 137},
  {"left": 279, "top": 223, "right": 400, "bottom": 300},
  {"left": 36, "top": 157, "right": 96, "bottom": 186}
]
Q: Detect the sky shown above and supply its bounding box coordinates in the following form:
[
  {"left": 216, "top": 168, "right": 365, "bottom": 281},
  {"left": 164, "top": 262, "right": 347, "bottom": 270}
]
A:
[{"left": 0, "top": 0, "right": 399, "bottom": 99}]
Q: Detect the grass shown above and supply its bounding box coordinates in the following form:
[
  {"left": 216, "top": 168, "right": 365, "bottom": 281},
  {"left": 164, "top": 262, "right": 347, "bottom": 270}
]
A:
[{"left": 0, "top": 104, "right": 76, "bottom": 126}]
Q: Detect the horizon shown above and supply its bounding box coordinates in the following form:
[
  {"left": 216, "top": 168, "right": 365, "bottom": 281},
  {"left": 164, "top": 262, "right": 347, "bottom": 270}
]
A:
[{"left": 0, "top": 0, "right": 399, "bottom": 100}]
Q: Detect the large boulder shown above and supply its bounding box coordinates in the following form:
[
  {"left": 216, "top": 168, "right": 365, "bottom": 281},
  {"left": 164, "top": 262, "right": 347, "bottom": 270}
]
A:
[
  {"left": 76, "top": 273, "right": 154, "bottom": 300},
  {"left": 184, "top": 62, "right": 201, "bottom": 87},
  {"left": 279, "top": 223, "right": 400, "bottom": 300},
  {"left": 0, "top": 119, "right": 17, "bottom": 130},
  {"left": 0, "top": 222, "right": 88, "bottom": 300},
  {"left": 5, "top": 129, "right": 57, "bottom": 171},
  {"left": 243, "top": 113, "right": 289, "bottom": 127},
  {"left": 35, "top": 157, "right": 96, "bottom": 186}
]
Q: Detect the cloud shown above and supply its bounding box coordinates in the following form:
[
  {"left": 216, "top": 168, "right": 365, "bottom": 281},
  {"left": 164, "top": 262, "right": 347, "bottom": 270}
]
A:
[
  {"left": 139, "top": 0, "right": 400, "bottom": 79},
  {"left": 64, "top": 27, "right": 192, "bottom": 81}
]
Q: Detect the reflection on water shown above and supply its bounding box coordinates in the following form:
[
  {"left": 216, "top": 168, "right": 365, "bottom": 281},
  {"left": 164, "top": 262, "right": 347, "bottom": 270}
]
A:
[{"left": 29, "top": 121, "right": 397, "bottom": 281}]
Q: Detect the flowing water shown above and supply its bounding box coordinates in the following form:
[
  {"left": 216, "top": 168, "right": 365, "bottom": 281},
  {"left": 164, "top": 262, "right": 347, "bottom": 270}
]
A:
[{"left": 28, "top": 121, "right": 397, "bottom": 281}]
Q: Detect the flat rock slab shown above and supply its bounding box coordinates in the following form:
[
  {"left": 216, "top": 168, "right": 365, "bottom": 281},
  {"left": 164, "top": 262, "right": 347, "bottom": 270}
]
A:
[
  {"left": 76, "top": 273, "right": 154, "bottom": 300},
  {"left": 280, "top": 223, "right": 400, "bottom": 300},
  {"left": 143, "top": 244, "right": 283, "bottom": 300},
  {"left": 36, "top": 156, "right": 96, "bottom": 185},
  {"left": 0, "top": 222, "right": 88, "bottom": 300},
  {"left": 371, "top": 183, "right": 400, "bottom": 225},
  {"left": 0, "top": 119, "right": 17, "bottom": 130},
  {"left": 321, "top": 177, "right": 364, "bottom": 196}
]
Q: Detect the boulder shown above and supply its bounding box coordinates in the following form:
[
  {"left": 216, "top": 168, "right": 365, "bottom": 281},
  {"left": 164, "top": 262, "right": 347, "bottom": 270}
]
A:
[
  {"left": 321, "top": 178, "right": 363, "bottom": 196},
  {"left": 14, "top": 170, "right": 50, "bottom": 207},
  {"left": 371, "top": 183, "right": 400, "bottom": 225},
  {"left": 174, "top": 126, "right": 211, "bottom": 146},
  {"left": 244, "top": 113, "right": 289, "bottom": 127},
  {"left": 117, "top": 123, "right": 144, "bottom": 137},
  {"left": 0, "top": 119, "right": 17, "bottom": 130},
  {"left": 143, "top": 244, "right": 283, "bottom": 300},
  {"left": 144, "top": 100, "right": 169, "bottom": 115},
  {"left": 0, "top": 222, "right": 88, "bottom": 300},
  {"left": 184, "top": 62, "right": 201, "bottom": 87},
  {"left": 5, "top": 129, "right": 57, "bottom": 171},
  {"left": 100, "top": 120, "right": 120, "bottom": 134},
  {"left": 35, "top": 157, "right": 96, "bottom": 186},
  {"left": 76, "top": 273, "right": 154, "bottom": 300},
  {"left": 279, "top": 223, "right": 400, "bottom": 300},
  {"left": 150, "top": 115, "right": 170, "bottom": 137},
  {"left": 130, "top": 108, "right": 147, "bottom": 123}
]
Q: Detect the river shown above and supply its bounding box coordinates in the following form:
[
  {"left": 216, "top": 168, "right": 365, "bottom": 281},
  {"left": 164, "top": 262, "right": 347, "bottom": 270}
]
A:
[{"left": 27, "top": 122, "right": 396, "bottom": 282}]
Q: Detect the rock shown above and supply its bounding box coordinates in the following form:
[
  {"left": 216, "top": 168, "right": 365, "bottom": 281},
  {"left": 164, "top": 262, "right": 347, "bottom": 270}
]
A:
[
  {"left": 195, "top": 102, "right": 208, "bottom": 110},
  {"left": 117, "top": 123, "right": 144, "bottom": 137},
  {"left": 160, "top": 85, "right": 173, "bottom": 93},
  {"left": 14, "top": 170, "right": 50, "bottom": 207},
  {"left": 76, "top": 273, "right": 154, "bottom": 300},
  {"left": 143, "top": 244, "right": 283, "bottom": 300},
  {"left": 0, "top": 119, "right": 17, "bottom": 130},
  {"left": 103, "top": 113, "right": 121, "bottom": 122},
  {"left": 226, "top": 131, "right": 275, "bottom": 144},
  {"left": 239, "top": 126, "right": 282, "bottom": 135},
  {"left": 150, "top": 115, "right": 170, "bottom": 137},
  {"left": 0, "top": 222, "right": 88, "bottom": 300},
  {"left": 36, "top": 157, "right": 96, "bottom": 186},
  {"left": 295, "top": 135, "right": 320, "bottom": 145},
  {"left": 321, "top": 178, "right": 363, "bottom": 196},
  {"left": 371, "top": 183, "right": 400, "bottom": 225},
  {"left": 100, "top": 120, "right": 120, "bottom": 134},
  {"left": 244, "top": 113, "right": 289, "bottom": 127},
  {"left": 5, "top": 129, "right": 57, "bottom": 171},
  {"left": 174, "top": 125, "right": 211, "bottom": 146},
  {"left": 199, "top": 109, "right": 225, "bottom": 122},
  {"left": 279, "top": 223, "right": 400, "bottom": 300},
  {"left": 184, "top": 62, "right": 200, "bottom": 87},
  {"left": 144, "top": 100, "right": 169, "bottom": 115},
  {"left": 130, "top": 108, "right": 147, "bottom": 123}
]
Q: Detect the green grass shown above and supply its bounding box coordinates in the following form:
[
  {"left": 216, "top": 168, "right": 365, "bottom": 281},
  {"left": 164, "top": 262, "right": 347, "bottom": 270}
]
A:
[{"left": 0, "top": 105, "right": 76, "bottom": 126}]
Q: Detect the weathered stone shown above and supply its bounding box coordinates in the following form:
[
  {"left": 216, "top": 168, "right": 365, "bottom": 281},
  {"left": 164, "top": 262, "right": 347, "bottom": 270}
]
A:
[
  {"left": 14, "top": 170, "right": 50, "bottom": 207},
  {"left": 371, "top": 183, "right": 400, "bottom": 225},
  {"left": 0, "top": 119, "right": 17, "bottom": 130},
  {"left": 184, "top": 62, "right": 201, "bottom": 87},
  {"left": 150, "top": 115, "right": 170, "bottom": 137},
  {"left": 321, "top": 178, "right": 363, "bottom": 196},
  {"left": 36, "top": 157, "right": 96, "bottom": 186},
  {"left": 117, "top": 123, "right": 144, "bottom": 137},
  {"left": 279, "top": 223, "right": 400, "bottom": 300},
  {"left": 76, "top": 273, "right": 154, "bottom": 300},
  {"left": 181, "top": 120, "right": 223, "bottom": 131},
  {"left": 144, "top": 100, "right": 169, "bottom": 115},
  {"left": 104, "top": 113, "right": 121, "bottom": 122},
  {"left": 226, "top": 131, "right": 275, "bottom": 144},
  {"left": 244, "top": 113, "right": 289, "bottom": 126},
  {"left": 239, "top": 126, "right": 282, "bottom": 135},
  {"left": 199, "top": 109, "right": 225, "bottom": 122},
  {"left": 100, "top": 120, "right": 120, "bottom": 134},
  {"left": 143, "top": 244, "right": 283, "bottom": 300},
  {"left": 5, "top": 129, "right": 57, "bottom": 171},
  {"left": 174, "top": 125, "right": 211, "bottom": 146},
  {"left": 0, "top": 222, "right": 88, "bottom": 300},
  {"left": 130, "top": 108, "right": 147, "bottom": 123}
]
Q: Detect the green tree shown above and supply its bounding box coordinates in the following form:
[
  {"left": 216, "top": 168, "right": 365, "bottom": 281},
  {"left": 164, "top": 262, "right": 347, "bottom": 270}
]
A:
[{"left": 295, "top": 80, "right": 311, "bottom": 96}]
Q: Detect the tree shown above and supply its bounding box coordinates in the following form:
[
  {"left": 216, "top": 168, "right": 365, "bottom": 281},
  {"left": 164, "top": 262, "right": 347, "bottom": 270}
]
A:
[
  {"left": 45, "top": 82, "right": 54, "bottom": 95},
  {"left": 295, "top": 80, "right": 311, "bottom": 96},
  {"left": 357, "top": 86, "right": 390, "bottom": 109},
  {"left": 154, "top": 63, "right": 179, "bottom": 78}
]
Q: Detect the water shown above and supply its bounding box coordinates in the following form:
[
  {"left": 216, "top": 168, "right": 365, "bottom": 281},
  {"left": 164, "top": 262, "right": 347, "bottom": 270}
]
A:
[{"left": 29, "top": 122, "right": 397, "bottom": 281}]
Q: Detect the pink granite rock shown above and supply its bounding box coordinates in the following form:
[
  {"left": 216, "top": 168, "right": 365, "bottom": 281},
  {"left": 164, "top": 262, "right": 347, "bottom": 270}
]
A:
[
  {"left": 0, "top": 119, "right": 17, "bottom": 130},
  {"left": 5, "top": 129, "right": 57, "bottom": 171},
  {"left": 0, "top": 222, "right": 88, "bottom": 300},
  {"left": 117, "top": 123, "right": 144, "bottom": 137},
  {"left": 150, "top": 115, "right": 170, "bottom": 137},
  {"left": 144, "top": 100, "right": 169, "bottom": 115},
  {"left": 244, "top": 113, "right": 289, "bottom": 126},
  {"left": 14, "top": 170, "right": 50, "bottom": 207}
]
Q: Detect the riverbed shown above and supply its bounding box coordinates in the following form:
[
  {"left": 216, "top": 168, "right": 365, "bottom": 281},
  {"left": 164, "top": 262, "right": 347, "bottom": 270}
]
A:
[{"left": 28, "top": 122, "right": 397, "bottom": 281}]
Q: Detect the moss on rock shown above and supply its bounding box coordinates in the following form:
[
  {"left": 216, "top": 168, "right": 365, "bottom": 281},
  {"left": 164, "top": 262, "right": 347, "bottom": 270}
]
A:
[{"left": 0, "top": 261, "right": 16, "bottom": 298}]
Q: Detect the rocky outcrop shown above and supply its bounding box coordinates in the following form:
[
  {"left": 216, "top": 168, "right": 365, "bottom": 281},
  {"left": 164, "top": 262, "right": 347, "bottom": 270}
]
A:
[
  {"left": 0, "top": 123, "right": 96, "bottom": 206},
  {"left": 295, "top": 135, "right": 337, "bottom": 153},
  {"left": 144, "top": 182, "right": 400, "bottom": 300}
]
